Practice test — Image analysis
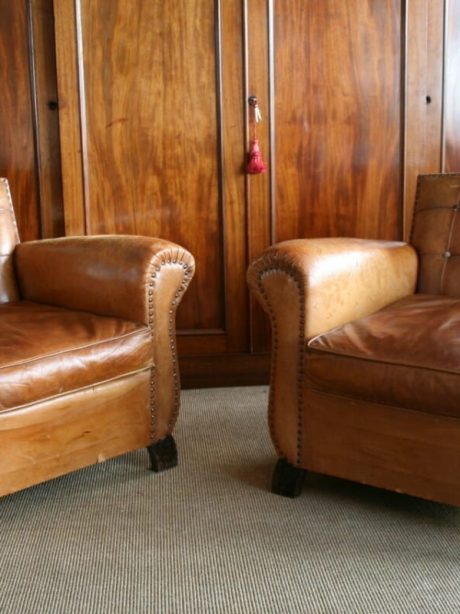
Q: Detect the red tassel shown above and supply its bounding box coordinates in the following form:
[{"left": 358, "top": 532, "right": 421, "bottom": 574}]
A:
[{"left": 246, "top": 138, "right": 267, "bottom": 174}]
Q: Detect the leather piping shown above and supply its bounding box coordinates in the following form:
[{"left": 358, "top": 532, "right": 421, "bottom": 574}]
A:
[
  {"left": 146, "top": 248, "right": 194, "bottom": 442},
  {"left": 250, "top": 253, "right": 306, "bottom": 465},
  {"left": 0, "top": 326, "right": 151, "bottom": 370},
  {"left": 0, "top": 366, "right": 150, "bottom": 414}
]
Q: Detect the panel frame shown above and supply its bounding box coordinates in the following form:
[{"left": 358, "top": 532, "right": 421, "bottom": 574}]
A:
[
  {"left": 403, "top": 0, "right": 445, "bottom": 239},
  {"left": 53, "top": 0, "right": 249, "bottom": 354}
]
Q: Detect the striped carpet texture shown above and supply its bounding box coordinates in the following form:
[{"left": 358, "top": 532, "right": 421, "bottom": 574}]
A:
[{"left": 1, "top": 386, "right": 459, "bottom": 614}]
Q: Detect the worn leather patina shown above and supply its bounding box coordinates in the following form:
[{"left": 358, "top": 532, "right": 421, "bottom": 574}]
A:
[
  {"left": 0, "top": 178, "right": 195, "bottom": 497},
  {"left": 248, "top": 173, "right": 460, "bottom": 505}
]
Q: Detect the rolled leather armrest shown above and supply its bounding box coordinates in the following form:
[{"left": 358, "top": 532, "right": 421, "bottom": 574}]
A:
[
  {"left": 247, "top": 237, "right": 417, "bottom": 339},
  {"left": 15, "top": 235, "right": 195, "bottom": 325},
  {"left": 15, "top": 235, "right": 195, "bottom": 440},
  {"left": 247, "top": 237, "right": 417, "bottom": 463}
]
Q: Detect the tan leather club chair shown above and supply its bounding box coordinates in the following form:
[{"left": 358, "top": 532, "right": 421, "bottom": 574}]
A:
[
  {"left": 0, "top": 178, "right": 194, "bottom": 497},
  {"left": 248, "top": 173, "right": 460, "bottom": 505}
]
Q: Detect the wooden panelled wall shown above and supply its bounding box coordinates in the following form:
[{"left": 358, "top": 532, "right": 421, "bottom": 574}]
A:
[
  {"left": 1, "top": 0, "right": 459, "bottom": 387},
  {"left": 0, "top": 0, "right": 63, "bottom": 240}
]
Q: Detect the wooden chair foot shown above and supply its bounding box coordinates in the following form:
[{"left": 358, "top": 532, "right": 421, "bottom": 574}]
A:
[
  {"left": 272, "top": 458, "right": 306, "bottom": 497},
  {"left": 147, "top": 435, "right": 178, "bottom": 472}
]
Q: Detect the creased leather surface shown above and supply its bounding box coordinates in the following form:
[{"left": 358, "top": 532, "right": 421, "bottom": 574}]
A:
[
  {"left": 247, "top": 237, "right": 418, "bottom": 462},
  {"left": 0, "top": 301, "right": 152, "bottom": 411},
  {"left": 0, "top": 184, "right": 195, "bottom": 495},
  {"left": 248, "top": 237, "right": 418, "bottom": 340},
  {"left": 307, "top": 294, "right": 460, "bottom": 416},
  {"left": 15, "top": 235, "right": 194, "bottom": 325},
  {"left": 0, "top": 372, "right": 152, "bottom": 497}
]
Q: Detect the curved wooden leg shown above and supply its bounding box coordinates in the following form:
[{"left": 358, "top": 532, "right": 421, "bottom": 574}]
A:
[
  {"left": 147, "top": 435, "right": 178, "bottom": 472},
  {"left": 272, "top": 458, "right": 306, "bottom": 497}
]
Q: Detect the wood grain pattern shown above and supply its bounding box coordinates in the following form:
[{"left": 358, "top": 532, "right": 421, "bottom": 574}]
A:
[
  {"left": 54, "top": 0, "right": 86, "bottom": 235},
  {"left": 50, "top": 0, "right": 451, "bottom": 383},
  {"left": 29, "top": 0, "right": 64, "bottom": 238},
  {"left": 0, "top": 371, "right": 151, "bottom": 497},
  {"left": 64, "top": 0, "right": 228, "bottom": 332},
  {"left": 403, "top": 0, "right": 444, "bottom": 239},
  {"left": 274, "top": 0, "right": 402, "bottom": 242},
  {"left": 0, "top": 1, "right": 40, "bottom": 241},
  {"left": 180, "top": 353, "right": 269, "bottom": 388},
  {"left": 305, "top": 389, "right": 460, "bottom": 507},
  {"left": 444, "top": 0, "right": 460, "bottom": 172},
  {"left": 53, "top": 0, "right": 251, "bottom": 351},
  {"left": 246, "top": 0, "right": 271, "bottom": 353},
  {"left": 219, "top": 0, "right": 248, "bottom": 352}
]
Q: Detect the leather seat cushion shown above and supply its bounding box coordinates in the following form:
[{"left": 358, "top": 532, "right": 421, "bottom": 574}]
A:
[
  {"left": 0, "top": 301, "right": 153, "bottom": 411},
  {"left": 307, "top": 294, "right": 460, "bottom": 417}
]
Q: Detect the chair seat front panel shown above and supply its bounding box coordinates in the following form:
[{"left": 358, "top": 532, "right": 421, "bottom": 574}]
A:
[
  {"left": 307, "top": 294, "right": 460, "bottom": 417},
  {"left": 0, "top": 301, "right": 153, "bottom": 412}
]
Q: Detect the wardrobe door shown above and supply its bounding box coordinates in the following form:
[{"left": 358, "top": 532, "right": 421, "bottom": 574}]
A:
[
  {"left": 247, "top": 0, "right": 446, "bottom": 352},
  {"left": 0, "top": 0, "right": 41, "bottom": 240},
  {"left": 54, "top": 0, "right": 261, "bottom": 384},
  {"left": 273, "top": 0, "right": 403, "bottom": 243},
  {"left": 52, "top": 0, "right": 447, "bottom": 385},
  {"left": 248, "top": 0, "right": 404, "bottom": 357}
]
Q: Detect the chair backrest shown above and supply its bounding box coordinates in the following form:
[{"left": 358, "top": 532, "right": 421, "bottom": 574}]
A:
[
  {"left": 410, "top": 173, "right": 460, "bottom": 297},
  {"left": 0, "top": 178, "right": 20, "bottom": 302}
]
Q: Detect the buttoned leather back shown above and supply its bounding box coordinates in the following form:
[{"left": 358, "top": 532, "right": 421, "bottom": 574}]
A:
[
  {"left": 0, "top": 178, "right": 20, "bottom": 302},
  {"left": 411, "top": 173, "right": 460, "bottom": 297}
]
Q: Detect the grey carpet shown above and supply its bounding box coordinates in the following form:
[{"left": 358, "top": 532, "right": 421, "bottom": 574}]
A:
[{"left": 1, "top": 386, "right": 459, "bottom": 614}]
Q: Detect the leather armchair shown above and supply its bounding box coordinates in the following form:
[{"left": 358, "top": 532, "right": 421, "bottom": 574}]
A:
[
  {"left": 248, "top": 173, "right": 460, "bottom": 505},
  {"left": 0, "top": 178, "right": 194, "bottom": 497}
]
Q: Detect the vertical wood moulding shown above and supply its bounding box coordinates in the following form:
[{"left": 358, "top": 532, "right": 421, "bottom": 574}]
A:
[
  {"left": 440, "top": 0, "right": 448, "bottom": 171},
  {"left": 268, "top": 0, "right": 275, "bottom": 246},
  {"left": 246, "top": 0, "right": 271, "bottom": 265},
  {"left": 400, "top": 0, "right": 408, "bottom": 240},
  {"left": 27, "top": 0, "right": 64, "bottom": 238},
  {"left": 214, "top": 0, "right": 228, "bottom": 332},
  {"left": 26, "top": 0, "right": 43, "bottom": 238},
  {"left": 0, "top": 1, "right": 41, "bottom": 240},
  {"left": 403, "top": 0, "right": 444, "bottom": 239},
  {"left": 243, "top": 0, "right": 250, "bottom": 263},
  {"left": 443, "top": 0, "right": 460, "bottom": 171},
  {"left": 74, "top": 0, "right": 90, "bottom": 234},
  {"left": 246, "top": 0, "right": 272, "bottom": 353},
  {"left": 220, "top": 0, "right": 248, "bottom": 352},
  {"left": 242, "top": 0, "right": 252, "bottom": 349},
  {"left": 53, "top": 0, "right": 86, "bottom": 235}
]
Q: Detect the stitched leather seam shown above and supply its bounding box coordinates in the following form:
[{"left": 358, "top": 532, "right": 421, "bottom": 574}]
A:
[
  {"left": 411, "top": 174, "right": 460, "bottom": 295},
  {"left": 0, "top": 326, "right": 150, "bottom": 370},
  {"left": 252, "top": 255, "right": 306, "bottom": 465},
  {"left": 306, "top": 348, "right": 460, "bottom": 375},
  {"left": 0, "top": 366, "right": 151, "bottom": 415},
  {"left": 410, "top": 172, "right": 460, "bottom": 243},
  {"left": 147, "top": 248, "right": 194, "bottom": 442},
  {"left": 307, "top": 385, "right": 460, "bottom": 421}
]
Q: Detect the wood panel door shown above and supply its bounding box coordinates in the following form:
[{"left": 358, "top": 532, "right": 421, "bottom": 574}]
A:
[
  {"left": 0, "top": 0, "right": 41, "bottom": 241},
  {"left": 274, "top": 0, "right": 402, "bottom": 242},
  {"left": 246, "top": 0, "right": 444, "bottom": 353},
  {"left": 52, "top": 0, "right": 446, "bottom": 385},
  {"left": 54, "top": 0, "right": 259, "bottom": 384}
]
